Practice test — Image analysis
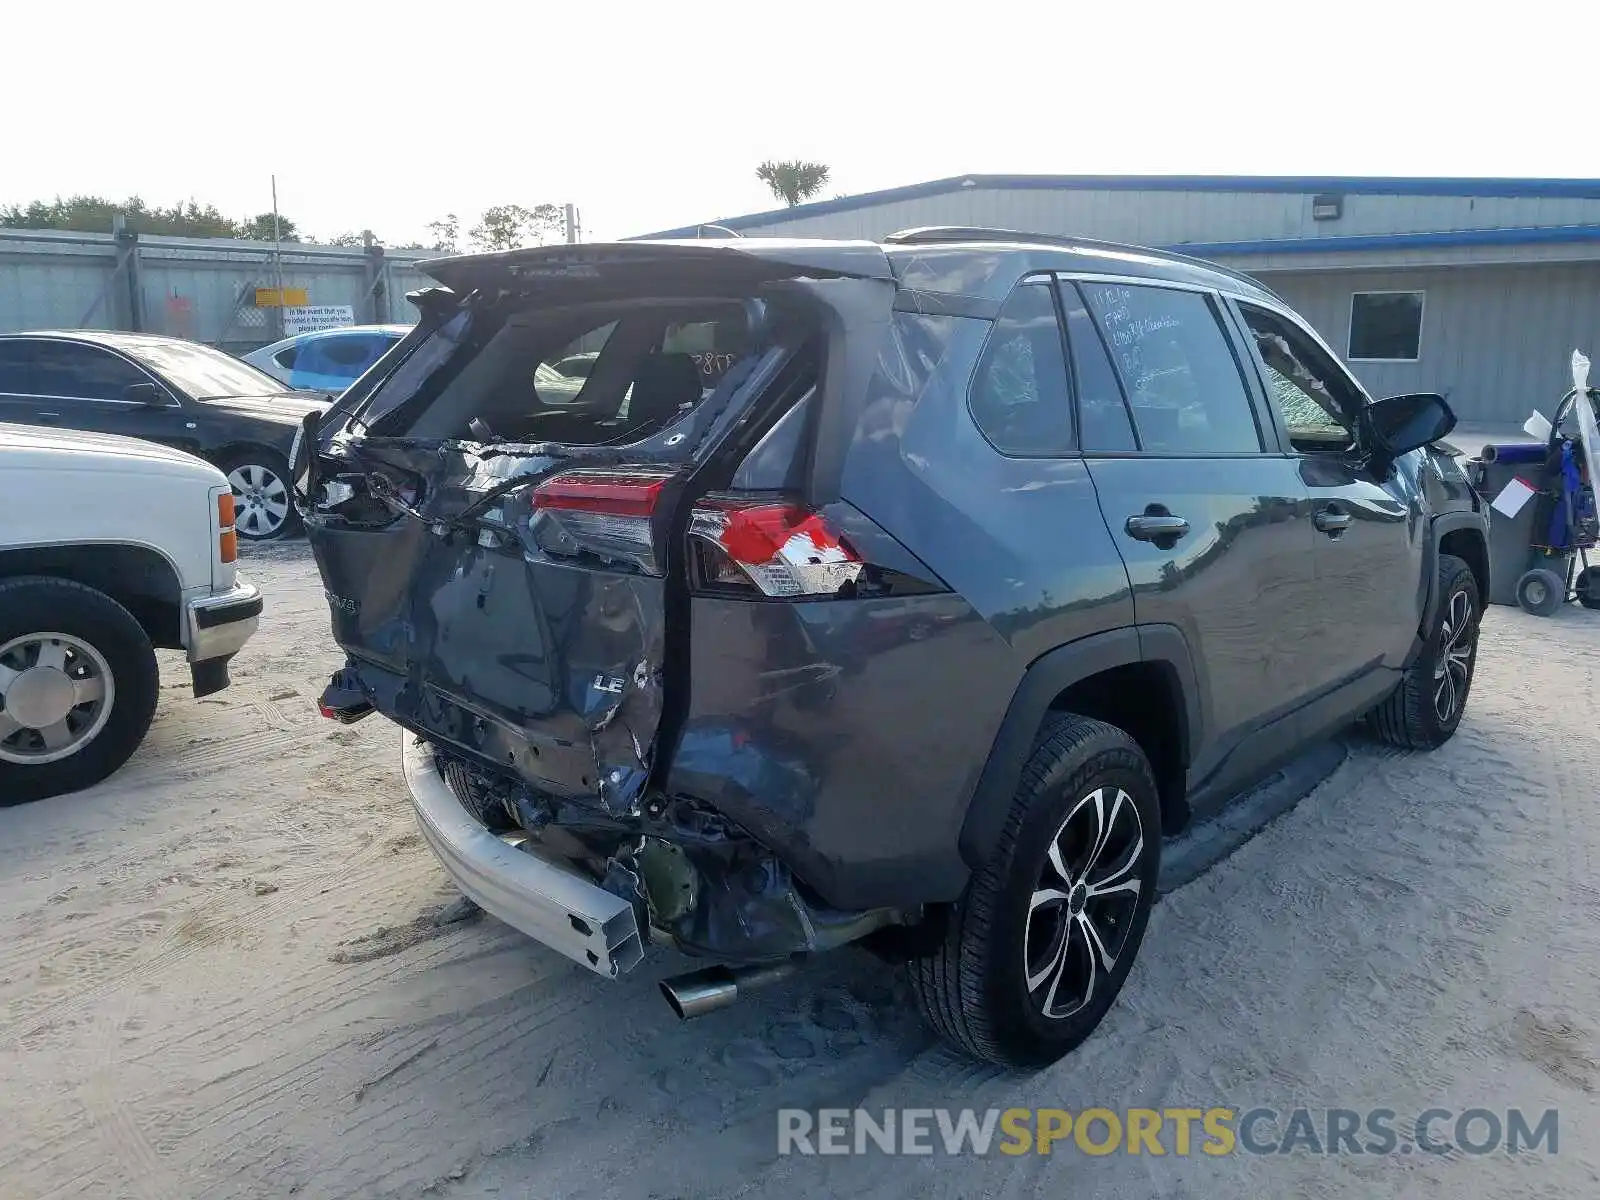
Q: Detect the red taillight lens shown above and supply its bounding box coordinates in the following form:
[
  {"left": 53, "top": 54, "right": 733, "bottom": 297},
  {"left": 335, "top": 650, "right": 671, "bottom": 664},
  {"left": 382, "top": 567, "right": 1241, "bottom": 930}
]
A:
[
  {"left": 689, "top": 499, "right": 863, "bottom": 598},
  {"left": 532, "top": 471, "right": 667, "bottom": 518},
  {"left": 530, "top": 468, "right": 673, "bottom": 573}
]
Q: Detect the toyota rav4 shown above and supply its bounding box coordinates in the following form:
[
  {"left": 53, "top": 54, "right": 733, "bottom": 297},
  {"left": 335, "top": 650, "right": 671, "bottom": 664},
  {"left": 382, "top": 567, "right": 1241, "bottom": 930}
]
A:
[{"left": 296, "top": 230, "right": 1488, "bottom": 1066}]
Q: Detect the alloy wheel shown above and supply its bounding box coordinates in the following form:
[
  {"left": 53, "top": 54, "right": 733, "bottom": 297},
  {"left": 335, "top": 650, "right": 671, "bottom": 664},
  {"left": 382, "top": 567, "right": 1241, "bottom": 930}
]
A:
[
  {"left": 1433, "top": 588, "right": 1476, "bottom": 722},
  {"left": 1024, "top": 786, "right": 1145, "bottom": 1020},
  {"left": 228, "top": 463, "right": 290, "bottom": 538},
  {"left": 0, "top": 632, "right": 116, "bottom": 765},
  {"left": 1440, "top": 588, "right": 1472, "bottom": 720}
]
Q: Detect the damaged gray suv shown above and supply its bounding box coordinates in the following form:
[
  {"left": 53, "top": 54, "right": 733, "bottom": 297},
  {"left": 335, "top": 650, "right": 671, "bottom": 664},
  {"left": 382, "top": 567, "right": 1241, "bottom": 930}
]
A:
[{"left": 298, "top": 229, "right": 1488, "bottom": 1067}]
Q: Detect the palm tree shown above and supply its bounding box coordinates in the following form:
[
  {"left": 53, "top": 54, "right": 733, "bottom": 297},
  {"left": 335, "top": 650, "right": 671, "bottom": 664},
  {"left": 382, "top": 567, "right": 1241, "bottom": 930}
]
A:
[{"left": 756, "top": 161, "right": 830, "bottom": 208}]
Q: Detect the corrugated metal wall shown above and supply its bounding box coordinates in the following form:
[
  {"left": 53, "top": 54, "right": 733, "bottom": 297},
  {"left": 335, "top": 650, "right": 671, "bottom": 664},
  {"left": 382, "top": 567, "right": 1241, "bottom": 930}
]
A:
[
  {"left": 1262, "top": 264, "right": 1600, "bottom": 424},
  {"left": 0, "top": 228, "right": 434, "bottom": 350},
  {"left": 710, "top": 186, "right": 1600, "bottom": 426},
  {"left": 732, "top": 187, "right": 1600, "bottom": 246}
]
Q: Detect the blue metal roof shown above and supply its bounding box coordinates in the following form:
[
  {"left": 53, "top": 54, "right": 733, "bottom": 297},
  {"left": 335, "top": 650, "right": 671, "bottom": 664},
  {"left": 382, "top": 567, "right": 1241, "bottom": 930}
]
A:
[{"left": 638, "top": 173, "right": 1600, "bottom": 239}]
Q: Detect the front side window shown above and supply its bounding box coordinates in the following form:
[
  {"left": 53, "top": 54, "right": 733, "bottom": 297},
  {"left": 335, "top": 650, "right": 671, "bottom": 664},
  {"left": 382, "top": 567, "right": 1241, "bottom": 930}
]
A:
[
  {"left": 967, "top": 280, "right": 1074, "bottom": 456},
  {"left": 1239, "top": 303, "right": 1362, "bottom": 452},
  {"left": 1081, "top": 283, "right": 1261, "bottom": 454},
  {"left": 31, "top": 342, "right": 149, "bottom": 402},
  {"left": 1349, "top": 292, "right": 1423, "bottom": 361}
]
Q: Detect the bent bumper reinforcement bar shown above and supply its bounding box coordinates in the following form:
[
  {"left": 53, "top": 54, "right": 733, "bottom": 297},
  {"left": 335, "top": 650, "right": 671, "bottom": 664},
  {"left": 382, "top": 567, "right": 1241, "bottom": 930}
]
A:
[{"left": 400, "top": 733, "right": 645, "bottom": 978}]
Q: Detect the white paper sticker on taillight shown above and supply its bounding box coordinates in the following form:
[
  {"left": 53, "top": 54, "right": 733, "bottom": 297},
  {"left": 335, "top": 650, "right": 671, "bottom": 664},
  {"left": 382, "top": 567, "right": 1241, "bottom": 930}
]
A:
[{"left": 688, "top": 500, "right": 863, "bottom": 598}]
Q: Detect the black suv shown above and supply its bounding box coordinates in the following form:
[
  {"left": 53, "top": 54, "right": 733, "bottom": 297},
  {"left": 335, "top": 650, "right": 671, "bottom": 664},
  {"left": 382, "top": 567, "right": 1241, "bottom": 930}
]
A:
[
  {"left": 0, "top": 331, "right": 329, "bottom": 539},
  {"left": 298, "top": 230, "right": 1488, "bottom": 1067}
]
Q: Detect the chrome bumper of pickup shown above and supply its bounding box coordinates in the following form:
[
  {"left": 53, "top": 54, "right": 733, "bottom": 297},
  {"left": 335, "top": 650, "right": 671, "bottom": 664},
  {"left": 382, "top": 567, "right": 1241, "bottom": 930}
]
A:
[
  {"left": 185, "top": 575, "right": 262, "bottom": 663},
  {"left": 400, "top": 734, "right": 645, "bottom": 978}
]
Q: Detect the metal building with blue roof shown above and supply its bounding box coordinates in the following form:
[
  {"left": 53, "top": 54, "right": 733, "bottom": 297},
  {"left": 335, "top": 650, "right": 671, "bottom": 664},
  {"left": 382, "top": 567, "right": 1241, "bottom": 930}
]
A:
[{"left": 642, "top": 173, "right": 1600, "bottom": 424}]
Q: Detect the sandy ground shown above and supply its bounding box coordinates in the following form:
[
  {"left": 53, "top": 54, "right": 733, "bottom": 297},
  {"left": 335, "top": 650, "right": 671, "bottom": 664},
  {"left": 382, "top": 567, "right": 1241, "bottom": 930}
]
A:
[{"left": 2, "top": 541, "right": 1598, "bottom": 1199}]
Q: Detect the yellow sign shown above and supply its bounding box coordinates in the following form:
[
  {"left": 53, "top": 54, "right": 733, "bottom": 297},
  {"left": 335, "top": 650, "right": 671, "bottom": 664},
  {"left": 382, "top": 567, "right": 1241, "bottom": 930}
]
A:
[{"left": 255, "top": 287, "right": 309, "bottom": 308}]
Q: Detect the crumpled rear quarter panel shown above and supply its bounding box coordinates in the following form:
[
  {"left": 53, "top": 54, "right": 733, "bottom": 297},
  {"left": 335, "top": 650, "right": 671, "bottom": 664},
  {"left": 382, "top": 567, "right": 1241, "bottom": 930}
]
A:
[{"left": 665, "top": 593, "right": 1019, "bottom": 910}]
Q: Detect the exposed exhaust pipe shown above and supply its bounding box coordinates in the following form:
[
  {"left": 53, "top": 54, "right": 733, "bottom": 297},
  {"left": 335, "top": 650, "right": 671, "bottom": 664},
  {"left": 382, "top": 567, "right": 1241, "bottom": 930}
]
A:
[{"left": 659, "top": 960, "right": 798, "bottom": 1020}]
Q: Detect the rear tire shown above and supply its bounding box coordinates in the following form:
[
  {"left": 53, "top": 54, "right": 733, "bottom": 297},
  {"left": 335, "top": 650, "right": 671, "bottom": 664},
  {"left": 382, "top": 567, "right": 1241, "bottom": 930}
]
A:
[
  {"left": 223, "top": 450, "right": 300, "bottom": 541},
  {"left": 1515, "top": 567, "right": 1566, "bottom": 617},
  {"left": 1370, "top": 553, "right": 1481, "bottom": 749},
  {"left": 905, "top": 713, "right": 1161, "bottom": 1067},
  {"left": 0, "top": 577, "right": 159, "bottom": 805}
]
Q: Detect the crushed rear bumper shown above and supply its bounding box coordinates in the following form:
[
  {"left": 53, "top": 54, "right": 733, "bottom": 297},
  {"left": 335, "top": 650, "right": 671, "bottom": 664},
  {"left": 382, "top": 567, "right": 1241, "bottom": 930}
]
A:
[{"left": 400, "top": 734, "right": 645, "bottom": 977}]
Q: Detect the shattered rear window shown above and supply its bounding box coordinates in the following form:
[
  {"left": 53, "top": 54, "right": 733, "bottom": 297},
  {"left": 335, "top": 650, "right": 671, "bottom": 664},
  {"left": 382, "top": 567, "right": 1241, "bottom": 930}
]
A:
[{"left": 357, "top": 295, "right": 793, "bottom": 447}]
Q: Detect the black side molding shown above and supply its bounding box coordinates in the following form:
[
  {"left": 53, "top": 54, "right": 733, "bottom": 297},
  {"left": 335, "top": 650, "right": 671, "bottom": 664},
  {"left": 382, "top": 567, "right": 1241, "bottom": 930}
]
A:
[
  {"left": 957, "top": 625, "right": 1202, "bottom": 870},
  {"left": 1406, "top": 510, "right": 1490, "bottom": 668}
]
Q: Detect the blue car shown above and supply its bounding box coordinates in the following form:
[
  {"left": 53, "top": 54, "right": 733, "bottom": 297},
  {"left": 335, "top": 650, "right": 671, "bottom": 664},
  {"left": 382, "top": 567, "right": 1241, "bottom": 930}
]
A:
[{"left": 243, "top": 325, "right": 411, "bottom": 395}]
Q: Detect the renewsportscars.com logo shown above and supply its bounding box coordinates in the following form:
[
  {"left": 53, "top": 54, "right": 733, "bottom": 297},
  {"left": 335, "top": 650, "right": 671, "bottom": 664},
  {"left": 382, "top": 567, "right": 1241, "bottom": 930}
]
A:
[{"left": 777, "top": 1107, "right": 1560, "bottom": 1157}]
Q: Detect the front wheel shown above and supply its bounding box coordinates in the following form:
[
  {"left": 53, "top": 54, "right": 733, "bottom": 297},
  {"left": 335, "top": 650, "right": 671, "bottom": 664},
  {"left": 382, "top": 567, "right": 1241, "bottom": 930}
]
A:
[
  {"left": 223, "top": 451, "right": 300, "bottom": 541},
  {"left": 1370, "top": 552, "right": 1481, "bottom": 749},
  {"left": 0, "top": 577, "right": 160, "bottom": 804},
  {"left": 906, "top": 714, "right": 1161, "bottom": 1067}
]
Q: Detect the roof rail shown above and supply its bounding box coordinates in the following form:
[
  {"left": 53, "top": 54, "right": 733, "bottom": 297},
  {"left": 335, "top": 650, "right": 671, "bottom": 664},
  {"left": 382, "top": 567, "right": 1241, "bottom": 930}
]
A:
[{"left": 882, "top": 226, "right": 1282, "bottom": 301}]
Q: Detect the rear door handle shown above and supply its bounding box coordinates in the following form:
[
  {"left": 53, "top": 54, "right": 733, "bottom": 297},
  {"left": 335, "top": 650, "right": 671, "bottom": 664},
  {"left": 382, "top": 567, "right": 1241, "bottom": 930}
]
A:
[
  {"left": 1125, "top": 513, "right": 1190, "bottom": 542},
  {"left": 1314, "top": 506, "right": 1352, "bottom": 535}
]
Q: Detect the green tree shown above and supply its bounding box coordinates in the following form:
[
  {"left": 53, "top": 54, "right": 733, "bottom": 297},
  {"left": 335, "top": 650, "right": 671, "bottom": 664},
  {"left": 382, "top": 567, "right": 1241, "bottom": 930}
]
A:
[
  {"left": 468, "top": 203, "right": 563, "bottom": 251},
  {"left": 0, "top": 195, "right": 241, "bottom": 238},
  {"left": 234, "top": 212, "right": 301, "bottom": 242},
  {"left": 426, "top": 213, "right": 460, "bottom": 253},
  {"left": 755, "top": 160, "right": 830, "bottom": 207}
]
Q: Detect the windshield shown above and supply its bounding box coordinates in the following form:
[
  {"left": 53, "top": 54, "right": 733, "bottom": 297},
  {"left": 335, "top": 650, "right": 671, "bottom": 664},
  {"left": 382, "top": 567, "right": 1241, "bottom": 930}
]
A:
[{"left": 123, "top": 340, "right": 291, "bottom": 399}]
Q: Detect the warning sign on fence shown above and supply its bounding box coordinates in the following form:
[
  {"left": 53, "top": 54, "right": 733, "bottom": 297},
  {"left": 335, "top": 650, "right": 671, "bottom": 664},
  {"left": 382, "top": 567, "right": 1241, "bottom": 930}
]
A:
[
  {"left": 283, "top": 305, "right": 355, "bottom": 335},
  {"left": 255, "top": 287, "right": 309, "bottom": 307}
]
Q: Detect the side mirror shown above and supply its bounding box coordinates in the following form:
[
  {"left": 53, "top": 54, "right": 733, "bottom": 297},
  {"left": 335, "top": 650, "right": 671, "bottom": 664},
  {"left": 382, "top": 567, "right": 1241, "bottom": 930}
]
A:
[
  {"left": 1359, "top": 392, "right": 1456, "bottom": 458},
  {"left": 124, "top": 382, "right": 169, "bottom": 408}
]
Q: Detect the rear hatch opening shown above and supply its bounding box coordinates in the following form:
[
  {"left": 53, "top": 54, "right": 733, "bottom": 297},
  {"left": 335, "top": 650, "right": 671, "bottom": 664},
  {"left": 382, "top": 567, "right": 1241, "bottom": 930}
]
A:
[{"left": 302, "top": 243, "right": 891, "bottom": 823}]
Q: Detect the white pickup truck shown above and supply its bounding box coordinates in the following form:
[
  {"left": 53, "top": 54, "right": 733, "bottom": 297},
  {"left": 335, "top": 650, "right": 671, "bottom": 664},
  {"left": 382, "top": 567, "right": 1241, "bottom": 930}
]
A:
[{"left": 0, "top": 423, "right": 261, "bottom": 803}]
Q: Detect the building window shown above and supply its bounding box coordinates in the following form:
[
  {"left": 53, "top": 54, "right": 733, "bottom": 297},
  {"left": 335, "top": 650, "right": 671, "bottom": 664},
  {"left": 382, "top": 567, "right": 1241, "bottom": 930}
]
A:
[{"left": 1348, "top": 292, "right": 1423, "bottom": 361}]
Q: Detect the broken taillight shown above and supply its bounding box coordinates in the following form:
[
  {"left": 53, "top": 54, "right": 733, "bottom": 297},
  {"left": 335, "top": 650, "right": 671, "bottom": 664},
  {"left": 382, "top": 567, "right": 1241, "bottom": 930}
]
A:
[
  {"left": 688, "top": 498, "right": 863, "bottom": 598},
  {"left": 531, "top": 468, "right": 674, "bottom": 574}
]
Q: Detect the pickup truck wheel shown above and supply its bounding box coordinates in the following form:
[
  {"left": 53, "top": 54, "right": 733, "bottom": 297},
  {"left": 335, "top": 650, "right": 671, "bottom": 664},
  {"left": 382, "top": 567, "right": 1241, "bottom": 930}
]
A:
[
  {"left": 906, "top": 714, "right": 1161, "bottom": 1067},
  {"left": 1370, "top": 552, "right": 1481, "bottom": 749},
  {"left": 0, "top": 577, "right": 159, "bottom": 805},
  {"left": 224, "top": 452, "right": 299, "bottom": 541}
]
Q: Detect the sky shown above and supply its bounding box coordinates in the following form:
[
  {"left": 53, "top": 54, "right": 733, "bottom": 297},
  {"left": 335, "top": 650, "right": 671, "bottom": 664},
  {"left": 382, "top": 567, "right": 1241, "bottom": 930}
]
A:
[{"left": 6, "top": 0, "right": 1598, "bottom": 247}]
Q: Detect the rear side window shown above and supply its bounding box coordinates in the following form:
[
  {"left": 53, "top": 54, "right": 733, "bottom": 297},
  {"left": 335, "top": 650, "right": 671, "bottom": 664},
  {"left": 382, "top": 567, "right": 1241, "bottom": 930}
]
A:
[
  {"left": 320, "top": 336, "right": 377, "bottom": 371},
  {"left": 967, "top": 280, "right": 1074, "bottom": 456},
  {"left": 0, "top": 341, "right": 35, "bottom": 393},
  {"left": 1081, "top": 283, "right": 1262, "bottom": 454},
  {"left": 273, "top": 345, "right": 300, "bottom": 369},
  {"left": 1058, "top": 281, "right": 1136, "bottom": 452},
  {"left": 31, "top": 342, "right": 147, "bottom": 401}
]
